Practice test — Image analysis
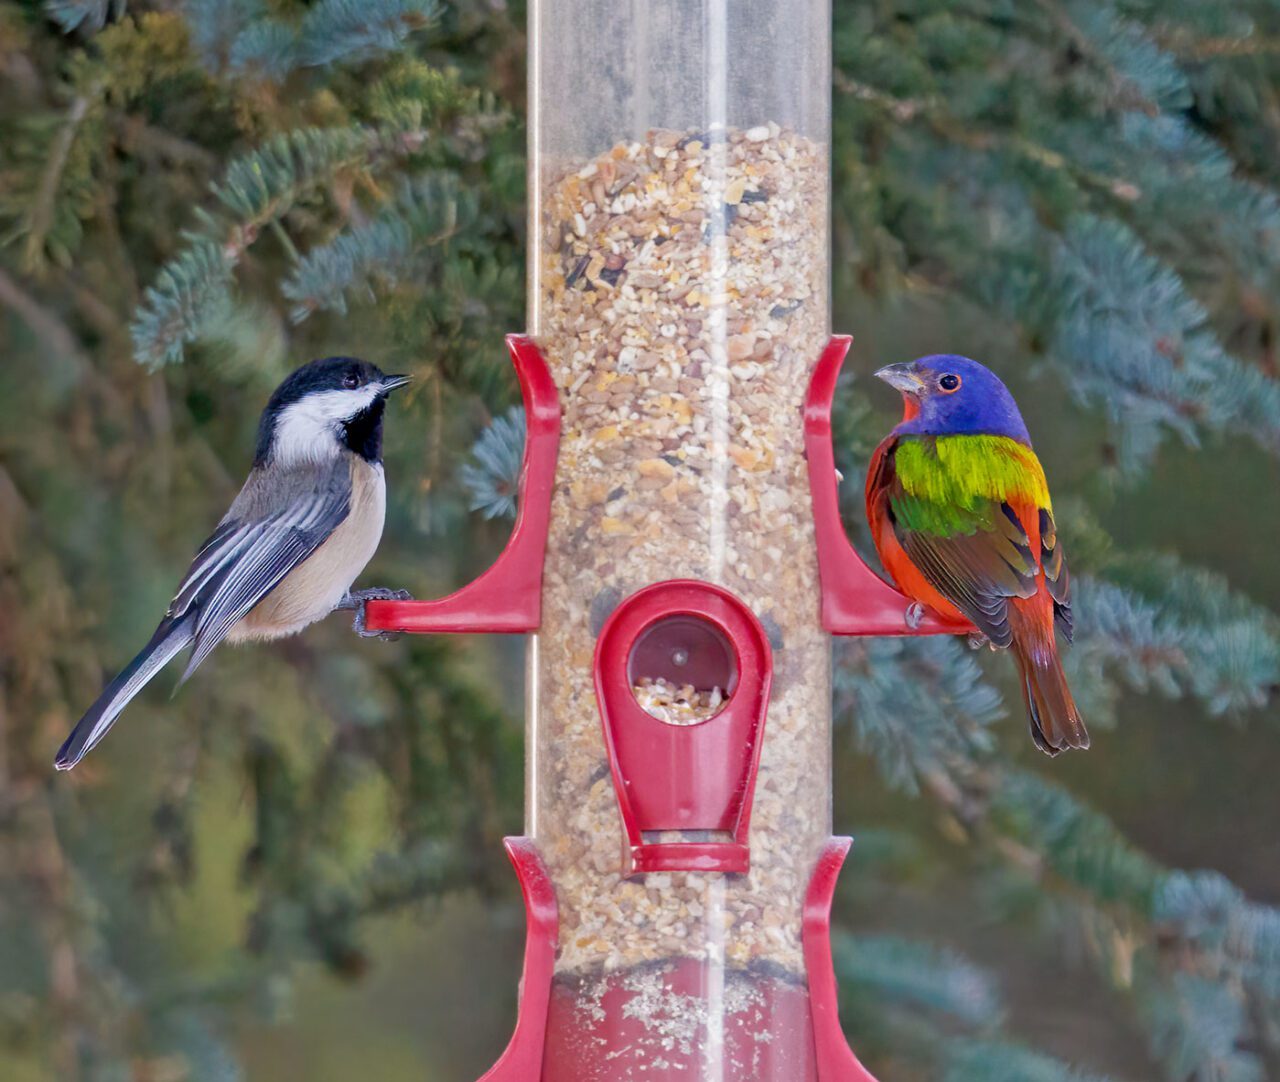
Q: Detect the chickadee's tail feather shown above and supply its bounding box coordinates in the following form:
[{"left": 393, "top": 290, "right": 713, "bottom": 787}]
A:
[{"left": 54, "top": 615, "right": 196, "bottom": 771}]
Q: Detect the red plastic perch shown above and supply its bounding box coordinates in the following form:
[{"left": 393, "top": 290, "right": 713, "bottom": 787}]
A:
[
  {"left": 805, "top": 335, "right": 973, "bottom": 637},
  {"left": 364, "top": 335, "right": 561, "bottom": 634}
]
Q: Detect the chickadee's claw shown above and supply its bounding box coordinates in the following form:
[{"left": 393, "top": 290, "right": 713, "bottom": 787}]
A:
[
  {"left": 341, "top": 587, "right": 413, "bottom": 641},
  {"left": 904, "top": 601, "right": 926, "bottom": 630},
  {"left": 339, "top": 587, "right": 413, "bottom": 606},
  {"left": 353, "top": 605, "right": 400, "bottom": 640}
]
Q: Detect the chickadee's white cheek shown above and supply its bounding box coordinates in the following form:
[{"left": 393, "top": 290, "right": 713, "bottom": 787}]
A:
[{"left": 272, "top": 387, "right": 380, "bottom": 463}]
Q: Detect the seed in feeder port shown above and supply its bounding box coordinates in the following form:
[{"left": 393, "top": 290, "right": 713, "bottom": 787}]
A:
[
  {"left": 744, "top": 125, "right": 770, "bottom": 142},
  {"left": 633, "top": 677, "right": 727, "bottom": 725}
]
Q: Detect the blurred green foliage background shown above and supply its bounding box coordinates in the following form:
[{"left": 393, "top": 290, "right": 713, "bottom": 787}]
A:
[{"left": 1, "top": 1, "right": 1279, "bottom": 1079}]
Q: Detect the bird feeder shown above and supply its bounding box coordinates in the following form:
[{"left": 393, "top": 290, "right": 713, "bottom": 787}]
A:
[{"left": 364, "top": 1, "right": 968, "bottom": 1077}]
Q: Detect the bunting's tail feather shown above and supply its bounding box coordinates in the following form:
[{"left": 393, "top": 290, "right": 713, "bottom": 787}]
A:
[
  {"left": 1011, "top": 637, "right": 1089, "bottom": 756},
  {"left": 54, "top": 614, "right": 196, "bottom": 771}
]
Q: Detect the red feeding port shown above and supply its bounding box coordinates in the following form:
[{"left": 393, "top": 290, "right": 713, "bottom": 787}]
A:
[
  {"left": 594, "top": 580, "right": 772, "bottom": 876},
  {"left": 804, "top": 336, "right": 974, "bottom": 638},
  {"left": 363, "top": 334, "right": 560, "bottom": 635},
  {"left": 627, "top": 614, "right": 739, "bottom": 703}
]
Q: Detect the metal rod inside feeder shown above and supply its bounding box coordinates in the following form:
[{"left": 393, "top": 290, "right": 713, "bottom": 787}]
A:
[{"left": 528, "top": 0, "right": 834, "bottom": 1076}]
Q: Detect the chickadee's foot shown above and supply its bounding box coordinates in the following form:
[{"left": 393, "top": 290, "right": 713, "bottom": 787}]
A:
[
  {"left": 967, "top": 631, "right": 990, "bottom": 651},
  {"left": 340, "top": 587, "right": 413, "bottom": 607},
  {"left": 339, "top": 587, "right": 413, "bottom": 640},
  {"left": 904, "top": 601, "right": 926, "bottom": 630},
  {"left": 352, "top": 607, "right": 399, "bottom": 640}
]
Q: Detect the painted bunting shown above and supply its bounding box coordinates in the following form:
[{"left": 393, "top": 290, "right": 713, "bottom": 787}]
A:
[{"left": 866, "top": 355, "right": 1088, "bottom": 755}]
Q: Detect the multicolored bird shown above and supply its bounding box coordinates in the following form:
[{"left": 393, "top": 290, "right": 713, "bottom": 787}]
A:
[{"left": 865, "top": 355, "right": 1088, "bottom": 755}]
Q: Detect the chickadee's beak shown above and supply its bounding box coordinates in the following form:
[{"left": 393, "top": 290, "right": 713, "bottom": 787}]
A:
[
  {"left": 874, "top": 363, "right": 926, "bottom": 395},
  {"left": 379, "top": 375, "right": 412, "bottom": 394}
]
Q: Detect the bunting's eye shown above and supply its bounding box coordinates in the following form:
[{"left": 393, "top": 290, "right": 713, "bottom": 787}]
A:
[{"left": 938, "top": 373, "right": 961, "bottom": 393}]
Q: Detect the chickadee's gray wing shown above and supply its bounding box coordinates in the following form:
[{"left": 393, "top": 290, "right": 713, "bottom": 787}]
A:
[
  {"left": 176, "top": 460, "right": 352, "bottom": 681},
  {"left": 54, "top": 460, "right": 351, "bottom": 771}
]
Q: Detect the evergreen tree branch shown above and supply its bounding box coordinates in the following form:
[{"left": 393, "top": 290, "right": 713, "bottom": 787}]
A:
[
  {"left": 945, "top": 1040, "right": 1118, "bottom": 1082},
  {"left": 457, "top": 404, "right": 524, "bottom": 520},
  {"left": 835, "top": 933, "right": 1003, "bottom": 1027},
  {"left": 1073, "top": 564, "right": 1280, "bottom": 721},
  {"left": 916, "top": 765, "right": 1280, "bottom": 1079},
  {"left": 282, "top": 172, "right": 469, "bottom": 322},
  {"left": 132, "top": 122, "right": 426, "bottom": 367},
  {"left": 224, "top": 0, "right": 441, "bottom": 80},
  {"left": 0, "top": 264, "right": 127, "bottom": 411},
  {"left": 131, "top": 238, "right": 235, "bottom": 369},
  {"left": 834, "top": 635, "right": 1002, "bottom": 793},
  {"left": 16, "top": 87, "right": 98, "bottom": 273},
  {"left": 44, "top": 0, "right": 123, "bottom": 36},
  {"left": 1155, "top": 31, "right": 1280, "bottom": 61}
]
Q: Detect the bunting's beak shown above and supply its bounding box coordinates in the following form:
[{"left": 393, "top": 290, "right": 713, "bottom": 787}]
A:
[{"left": 874, "top": 363, "right": 926, "bottom": 395}]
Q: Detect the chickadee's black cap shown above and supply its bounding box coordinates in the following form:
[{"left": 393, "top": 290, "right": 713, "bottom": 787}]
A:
[
  {"left": 266, "top": 357, "right": 389, "bottom": 412},
  {"left": 254, "top": 356, "right": 402, "bottom": 465}
]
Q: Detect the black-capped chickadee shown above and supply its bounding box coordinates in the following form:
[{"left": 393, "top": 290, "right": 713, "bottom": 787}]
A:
[{"left": 55, "top": 357, "right": 412, "bottom": 771}]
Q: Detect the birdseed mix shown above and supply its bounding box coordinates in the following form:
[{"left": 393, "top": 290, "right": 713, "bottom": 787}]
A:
[
  {"left": 632, "top": 677, "right": 726, "bottom": 726},
  {"left": 531, "top": 123, "right": 831, "bottom": 982}
]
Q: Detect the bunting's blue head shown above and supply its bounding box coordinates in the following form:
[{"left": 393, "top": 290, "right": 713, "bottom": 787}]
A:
[{"left": 875, "top": 354, "right": 1031, "bottom": 444}]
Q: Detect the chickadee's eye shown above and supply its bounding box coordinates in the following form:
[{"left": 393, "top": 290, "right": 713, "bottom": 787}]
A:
[
  {"left": 343, "top": 372, "right": 360, "bottom": 389},
  {"left": 938, "top": 373, "right": 961, "bottom": 393}
]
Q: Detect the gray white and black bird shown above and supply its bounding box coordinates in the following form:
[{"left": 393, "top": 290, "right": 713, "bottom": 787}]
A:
[{"left": 55, "top": 357, "right": 412, "bottom": 771}]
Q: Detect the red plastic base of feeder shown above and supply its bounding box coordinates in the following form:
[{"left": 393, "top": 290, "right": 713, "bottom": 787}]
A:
[
  {"left": 526, "top": 838, "right": 877, "bottom": 1082},
  {"left": 364, "top": 334, "right": 561, "bottom": 635},
  {"left": 805, "top": 336, "right": 972, "bottom": 638},
  {"left": 542, "top": 963, "right": 820, "bottom": 1079}
]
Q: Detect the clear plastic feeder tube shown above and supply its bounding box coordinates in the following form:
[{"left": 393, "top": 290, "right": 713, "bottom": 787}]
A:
[{"left": 529, "top": 0, "right": 832, "bottom": 1075}]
